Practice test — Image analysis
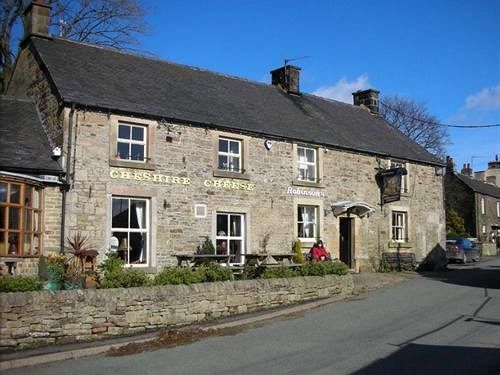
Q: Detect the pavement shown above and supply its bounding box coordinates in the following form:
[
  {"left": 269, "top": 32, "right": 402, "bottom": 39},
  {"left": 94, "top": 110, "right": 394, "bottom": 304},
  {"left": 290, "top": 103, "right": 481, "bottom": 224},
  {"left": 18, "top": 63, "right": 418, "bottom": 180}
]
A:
[{"left": 0, "top": 270, "right": 415, "bottom": 371}]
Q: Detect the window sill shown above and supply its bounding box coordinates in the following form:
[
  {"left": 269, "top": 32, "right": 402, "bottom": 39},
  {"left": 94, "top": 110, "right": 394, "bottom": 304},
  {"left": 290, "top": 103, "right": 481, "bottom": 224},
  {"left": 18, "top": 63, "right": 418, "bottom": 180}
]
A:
[
  {"left": 213, "top": 170, "right": 250, "bottom": 180},
  {"left": 388, "top": 241, "right": 414, "bottom": 249},
  {"left": 109, "top": 159, "right": 156, "bottom": 170},
  {"left": 292, "top": 179, "right": 324, "bottom": 188}
]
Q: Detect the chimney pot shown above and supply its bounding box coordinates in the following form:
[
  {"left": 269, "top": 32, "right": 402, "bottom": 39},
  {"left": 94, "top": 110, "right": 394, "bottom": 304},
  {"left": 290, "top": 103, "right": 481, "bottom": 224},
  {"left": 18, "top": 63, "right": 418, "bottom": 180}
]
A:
[
  {"left": 22, "top": 1, "right": 52, "bottom": 44},
  {"left": 270, "top": 65, "right": 301, "bottom": 94},
  {"left": 352, "top": 89, "right": 380, "bottom": 114}
]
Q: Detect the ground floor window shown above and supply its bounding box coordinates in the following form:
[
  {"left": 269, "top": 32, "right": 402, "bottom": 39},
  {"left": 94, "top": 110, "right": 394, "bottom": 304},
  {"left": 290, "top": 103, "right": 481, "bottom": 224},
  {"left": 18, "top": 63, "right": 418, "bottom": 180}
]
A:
[
  {"left": 298, "top": 205, "right": 317, "bottom": 240},
  {"left": 111, "top": 196, "right": 149, "bottom": 266},
  {"left": 216, "top": 212, "right": 245, "bottom": 264},
  {"left": 0, "top": 180, "right": 43, "bottom": 256},
  {"left": 392, "top": 211, "right": 407, "bottom": 242}
]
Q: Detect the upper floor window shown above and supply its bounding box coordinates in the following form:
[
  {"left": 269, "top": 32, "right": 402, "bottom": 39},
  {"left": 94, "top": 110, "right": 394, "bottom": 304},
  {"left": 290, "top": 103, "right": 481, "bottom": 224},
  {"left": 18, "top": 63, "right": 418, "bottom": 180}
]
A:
[
  {"left": 297, "top": 146, "right": 317, "bottom": 182},
  {"left": 0, "top": 180, "right": 43, "bottom": 257},
  {"left": 218, "top": 137, "right": 242, "bottom": 172},
  {"left": 392, "top": 211, "right": 407, "bottom": 242},
  {"left": 116, "top": 123, "right": 147, "bottom": 162},
  {"left": 390, "top": 160, "right": 408, "bottom": 193},
  {"left": 480, "top": 197, "right": 485, "bottom": 215},
  {"left": 497, "top": 201, "right": 499, "bottom": 217}
]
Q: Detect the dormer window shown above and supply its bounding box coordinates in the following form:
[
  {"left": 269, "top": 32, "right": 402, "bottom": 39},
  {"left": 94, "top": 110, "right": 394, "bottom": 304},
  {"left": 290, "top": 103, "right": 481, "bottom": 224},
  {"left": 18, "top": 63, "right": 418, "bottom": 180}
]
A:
[
  {"left": 297, "top": 146, "right": 317, "bottom": 182},
  {"left": 218, "top": 137, "right": 242, "bottom": 172}
]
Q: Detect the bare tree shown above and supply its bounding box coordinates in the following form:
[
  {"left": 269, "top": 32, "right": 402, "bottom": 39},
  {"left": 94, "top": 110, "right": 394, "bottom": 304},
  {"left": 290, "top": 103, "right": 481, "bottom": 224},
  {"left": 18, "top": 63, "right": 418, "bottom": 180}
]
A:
[
  {"left": 379, "top": 95, "right": 449, "bottom": 158},
  {"left": 1, "top": 0, "right": 147, "bottom": 92}
]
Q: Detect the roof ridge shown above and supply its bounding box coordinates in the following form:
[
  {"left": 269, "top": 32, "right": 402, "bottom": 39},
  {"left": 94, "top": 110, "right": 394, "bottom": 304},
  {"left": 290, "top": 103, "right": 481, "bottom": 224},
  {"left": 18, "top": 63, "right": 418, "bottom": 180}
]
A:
[
  {"left": 0, "top": 95, "right": 34, "bottom": 103},
  {"left": 43, "top": 36, "right": 274, "bottom": 90}
]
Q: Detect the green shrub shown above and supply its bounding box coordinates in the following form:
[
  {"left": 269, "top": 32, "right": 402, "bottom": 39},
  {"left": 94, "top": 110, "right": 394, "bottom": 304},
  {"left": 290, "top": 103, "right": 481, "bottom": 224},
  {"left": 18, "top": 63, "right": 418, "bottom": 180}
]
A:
[
  {"left": 262, "top": 266, "right": 298, "bottom": 279},
  {"left": 299, "top": 261, "right": 349, "bottom": 277},
  {"left": 197, "top": 237, "right": 215, "bottom": 255},
  {"left": 100, "top": 268, "right": 150, "bottom": 288},
  {"left": 292, "top": 240, "right": 304, "bottom": 264},
  {"left": 197, "top": 263, "right": 232, "bottom": 282},
  {"left": 99, "top": 252, "right": 125, "bottom": 274},
  {"left": 0, "top": 276, "right": 42, "bottom": 293},
  {"left": 154, "top": 267, "right": 204, "bottom": 285}
]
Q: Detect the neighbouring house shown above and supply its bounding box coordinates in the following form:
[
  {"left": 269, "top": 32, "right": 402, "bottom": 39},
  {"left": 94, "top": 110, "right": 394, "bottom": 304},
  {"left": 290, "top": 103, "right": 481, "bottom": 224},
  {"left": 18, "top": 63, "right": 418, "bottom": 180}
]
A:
[
  {"left": 445, "top": 157, "right": 500, "bottom": 255},
  {"left": 3, "top": 1, "right": 446, "bottom": 274},
  {"left": 472, "top": 155, "right": 500, "bottom": 186},
  {"left": 0, "top": 95, "right": 64, "bottom": 274}
]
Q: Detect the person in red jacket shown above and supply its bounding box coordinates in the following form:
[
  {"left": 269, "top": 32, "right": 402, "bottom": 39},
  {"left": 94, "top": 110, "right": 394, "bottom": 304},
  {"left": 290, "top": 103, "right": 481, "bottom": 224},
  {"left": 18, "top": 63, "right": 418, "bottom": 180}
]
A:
[{"left": 309, "top": 240, "right": 331, "bottom": 262}]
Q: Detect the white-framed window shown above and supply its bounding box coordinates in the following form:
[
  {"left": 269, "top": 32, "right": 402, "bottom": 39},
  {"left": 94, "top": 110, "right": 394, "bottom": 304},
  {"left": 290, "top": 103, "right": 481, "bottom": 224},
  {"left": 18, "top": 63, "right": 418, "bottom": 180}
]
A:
[
  {"left": 218, "top": 137, "right": 242, "bottom": 172},
  {"left": 116, "top": 123, "right": 147, "bottom": 162},
  {"left": 297, "top": 146, "right": 317, "bottom": 182},
  {"left": 390, "top": 160, "right": 408, "bottom": 193},
  {"left": 480, "top": 197, "right": 485, "bottom": 215},
  {"left": 297, "top": 205, "right": 317, "bottom": 239},
  {"left": 482, "top": 225, "right": 486, "bottom": 234},
  {"left": 216, "top": 212, "right": 245, "bottom": 264},
  {"left": 497, "top": 201, "right": 499, "bottom": 217},
  {"left": 392, "top": 211, "right": 407, "bottom": 242},
  {"left": 111, "top": 196, "right": 149, "bottom": 266}
]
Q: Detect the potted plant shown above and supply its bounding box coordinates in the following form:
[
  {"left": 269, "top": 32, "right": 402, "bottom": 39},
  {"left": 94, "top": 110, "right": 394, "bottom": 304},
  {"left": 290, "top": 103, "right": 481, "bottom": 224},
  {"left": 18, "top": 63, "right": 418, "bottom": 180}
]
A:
[
  {"left": 64, "top": 232, "right": 98, "bottom": 289},
  {"left": 44, "top": 253, "right": 67, "bottom": 291}
]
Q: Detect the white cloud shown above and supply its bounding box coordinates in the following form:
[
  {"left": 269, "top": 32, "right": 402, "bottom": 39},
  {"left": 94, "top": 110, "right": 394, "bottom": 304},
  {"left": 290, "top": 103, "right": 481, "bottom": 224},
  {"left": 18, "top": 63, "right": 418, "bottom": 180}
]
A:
[
  {"left": 311, "top": 74, "right": 371, "bottom": 103},
  {"left": 463, "top": 84, "right": 500, "bottom": 111}
]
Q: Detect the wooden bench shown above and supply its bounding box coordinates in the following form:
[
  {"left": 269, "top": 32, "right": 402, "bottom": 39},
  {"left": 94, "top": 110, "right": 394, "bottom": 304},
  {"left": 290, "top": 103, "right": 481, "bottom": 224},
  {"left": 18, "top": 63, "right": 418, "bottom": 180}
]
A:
[{"left": 382, "top": 252, "right": 416, "bottom": 271}]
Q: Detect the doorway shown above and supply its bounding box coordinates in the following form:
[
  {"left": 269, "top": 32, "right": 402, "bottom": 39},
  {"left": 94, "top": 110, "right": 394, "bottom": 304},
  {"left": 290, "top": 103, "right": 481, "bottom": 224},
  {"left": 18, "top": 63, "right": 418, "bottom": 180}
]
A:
[{"left": 339, "top": 217, "right": 354, "bottom": 268}]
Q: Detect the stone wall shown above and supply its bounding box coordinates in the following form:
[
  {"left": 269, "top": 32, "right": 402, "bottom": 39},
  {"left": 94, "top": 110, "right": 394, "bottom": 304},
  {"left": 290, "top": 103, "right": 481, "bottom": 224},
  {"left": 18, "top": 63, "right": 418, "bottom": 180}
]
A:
[{"left": 0, "top": 275, "right": 353, "bottom": 350}]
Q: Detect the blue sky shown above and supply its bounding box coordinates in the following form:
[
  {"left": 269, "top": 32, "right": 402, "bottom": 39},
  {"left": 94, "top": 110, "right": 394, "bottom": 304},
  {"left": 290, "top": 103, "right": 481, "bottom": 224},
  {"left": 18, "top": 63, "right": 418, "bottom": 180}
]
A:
[{"left": 137, "top": 0, "right": 499, "bottom": 172}]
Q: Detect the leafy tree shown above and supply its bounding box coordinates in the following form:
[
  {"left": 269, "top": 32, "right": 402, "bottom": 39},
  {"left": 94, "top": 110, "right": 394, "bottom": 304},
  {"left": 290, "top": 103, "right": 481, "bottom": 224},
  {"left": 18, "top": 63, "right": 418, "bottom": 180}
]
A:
[
  {"left": 379, "top": 95, "right": 449, "bottom": 158},
  {"left": 1, "top": 0, "right": 147, "bottom": 92},
  {"left": 446, "top": 208, "right": 469, "bottom": 238}
]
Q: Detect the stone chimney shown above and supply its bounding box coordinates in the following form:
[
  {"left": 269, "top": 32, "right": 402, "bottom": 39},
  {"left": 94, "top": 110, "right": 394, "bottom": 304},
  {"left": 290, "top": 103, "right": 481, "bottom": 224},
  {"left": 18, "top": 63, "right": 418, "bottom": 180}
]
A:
[
  {"left": 446, "top": 156, "right": 455, "bottom": 174},
  {"left": 352, "top": 89, "right": 380, "bottom": 114},
  {"left": 461, "top": 163, "right": 473, "bottom": 177},
  {"left": 22, "top": 1, "right": 51, "bottom": 43},
  {"left": 270, "top": 65, "right": 301, "bottom": 95}
]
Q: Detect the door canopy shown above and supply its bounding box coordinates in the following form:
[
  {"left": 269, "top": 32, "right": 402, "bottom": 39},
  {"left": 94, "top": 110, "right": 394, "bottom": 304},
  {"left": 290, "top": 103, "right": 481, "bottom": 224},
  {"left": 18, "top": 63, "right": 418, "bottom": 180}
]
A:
[{"left": 331, "top": 201, "right": 376, "bottom": 218}]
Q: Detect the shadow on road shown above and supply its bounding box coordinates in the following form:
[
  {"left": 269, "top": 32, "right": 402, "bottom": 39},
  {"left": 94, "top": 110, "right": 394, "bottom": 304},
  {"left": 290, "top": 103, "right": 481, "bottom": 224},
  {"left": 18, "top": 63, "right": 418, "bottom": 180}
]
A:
[
  {"left": 418, "top": 261, "right": 500, "bottom": 290},
  {"left": 353, "top": 343, "right": 500, "bottom": 375}
]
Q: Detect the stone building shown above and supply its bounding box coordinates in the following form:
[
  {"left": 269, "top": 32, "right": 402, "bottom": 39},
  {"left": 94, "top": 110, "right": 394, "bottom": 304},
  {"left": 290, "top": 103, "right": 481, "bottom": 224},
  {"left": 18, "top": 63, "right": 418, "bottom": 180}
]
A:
[
  {"left": 445, "top": 158, "right": 500, "bottom": 255},
  {"left": 0, "top": 95, "right": 63, "bottom": 274},
  {"left": 4, "top": 2, "right": 446, "bottom": 273}
]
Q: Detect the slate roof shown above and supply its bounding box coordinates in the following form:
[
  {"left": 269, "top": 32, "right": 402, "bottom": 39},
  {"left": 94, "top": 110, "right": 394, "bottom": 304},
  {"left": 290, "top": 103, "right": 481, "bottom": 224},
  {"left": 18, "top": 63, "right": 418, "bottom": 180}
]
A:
[
  {"left": 0, "top": 96, "right": 62, "bottom": 175},
  {"left": 456, "top": 173, "right": 500, "bottom": 199},
  {"left": 29, "top": 36, "right": 443, "bottom": 166}
]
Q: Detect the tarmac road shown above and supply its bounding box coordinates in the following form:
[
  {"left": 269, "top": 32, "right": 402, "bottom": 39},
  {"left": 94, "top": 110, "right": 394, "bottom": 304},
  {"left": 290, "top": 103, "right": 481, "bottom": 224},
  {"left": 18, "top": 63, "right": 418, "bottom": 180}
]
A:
[{"left": 4, "top": 257, "right": 500, "bottom": 375}]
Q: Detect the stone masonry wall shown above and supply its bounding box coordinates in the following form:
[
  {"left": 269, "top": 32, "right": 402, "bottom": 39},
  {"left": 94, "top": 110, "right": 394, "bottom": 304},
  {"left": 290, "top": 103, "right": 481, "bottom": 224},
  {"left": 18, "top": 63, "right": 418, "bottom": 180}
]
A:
[
  {"left": 0, "top": 274, "right": 353, "bottom": 350},
  {"left": 63, "top": 109, "right": 445, "bottom": 272}
]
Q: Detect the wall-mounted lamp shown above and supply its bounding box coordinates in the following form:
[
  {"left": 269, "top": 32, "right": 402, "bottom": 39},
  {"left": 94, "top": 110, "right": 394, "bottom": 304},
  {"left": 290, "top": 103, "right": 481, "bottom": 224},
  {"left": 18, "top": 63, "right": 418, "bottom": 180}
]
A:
[{"left": 435, "top": 166, "right": 445, "bottom": 176}]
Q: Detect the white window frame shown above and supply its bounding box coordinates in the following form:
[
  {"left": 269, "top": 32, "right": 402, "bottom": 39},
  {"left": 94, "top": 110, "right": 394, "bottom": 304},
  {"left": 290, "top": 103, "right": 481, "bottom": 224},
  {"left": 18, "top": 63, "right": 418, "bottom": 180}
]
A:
[
  {"left": 390, "top": 160, "right": 408, "bottom": 193},
  {"left": 215, "top": 212, "right": 245, "bottom": 265},
  {"left": 392, "top": 211, "right": 407, "bottom": 243},
  {"left": 297, "top": 205, "right": 318, "bottom": 240},
  {"left": 297, "top": 146, "right": 317, "bottom": 182},
  {"left": 480, "top": 197, "right": 485, "bottom": 215},
  {"left": 111, "top": 196, "right": 150, "bottom": 267},
  {"left": 116, "top": 123, "right": 147, "bottom": 162},
  {"left": 497, "top": 201, "right": 499, "bottom": 217},
  {"left": 218, "top": 137, "right": 242, "bottom": 172}
]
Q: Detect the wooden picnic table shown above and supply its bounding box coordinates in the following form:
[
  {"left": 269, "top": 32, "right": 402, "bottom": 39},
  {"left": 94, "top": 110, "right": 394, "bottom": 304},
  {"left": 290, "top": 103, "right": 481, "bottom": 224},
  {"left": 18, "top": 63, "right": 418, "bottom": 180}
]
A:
[
  {"left": 175, "top": 254, "right": 231, "bottom": 267},
  {"left": 243, "top": 253, "right": 296, "bottom": 266}
]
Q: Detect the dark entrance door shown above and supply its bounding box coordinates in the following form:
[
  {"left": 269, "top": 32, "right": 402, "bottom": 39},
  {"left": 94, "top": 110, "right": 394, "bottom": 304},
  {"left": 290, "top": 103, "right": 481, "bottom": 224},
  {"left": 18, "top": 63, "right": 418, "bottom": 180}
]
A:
[{"left": 339, "top": 218, "right": 354, "bottom": 268}]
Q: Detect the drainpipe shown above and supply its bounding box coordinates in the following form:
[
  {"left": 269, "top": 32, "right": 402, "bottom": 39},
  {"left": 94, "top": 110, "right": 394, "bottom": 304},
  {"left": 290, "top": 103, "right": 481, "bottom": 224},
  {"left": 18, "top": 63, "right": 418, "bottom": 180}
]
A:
[{"left": 60, "top": 103, "right": 76, "bottom": 253}]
